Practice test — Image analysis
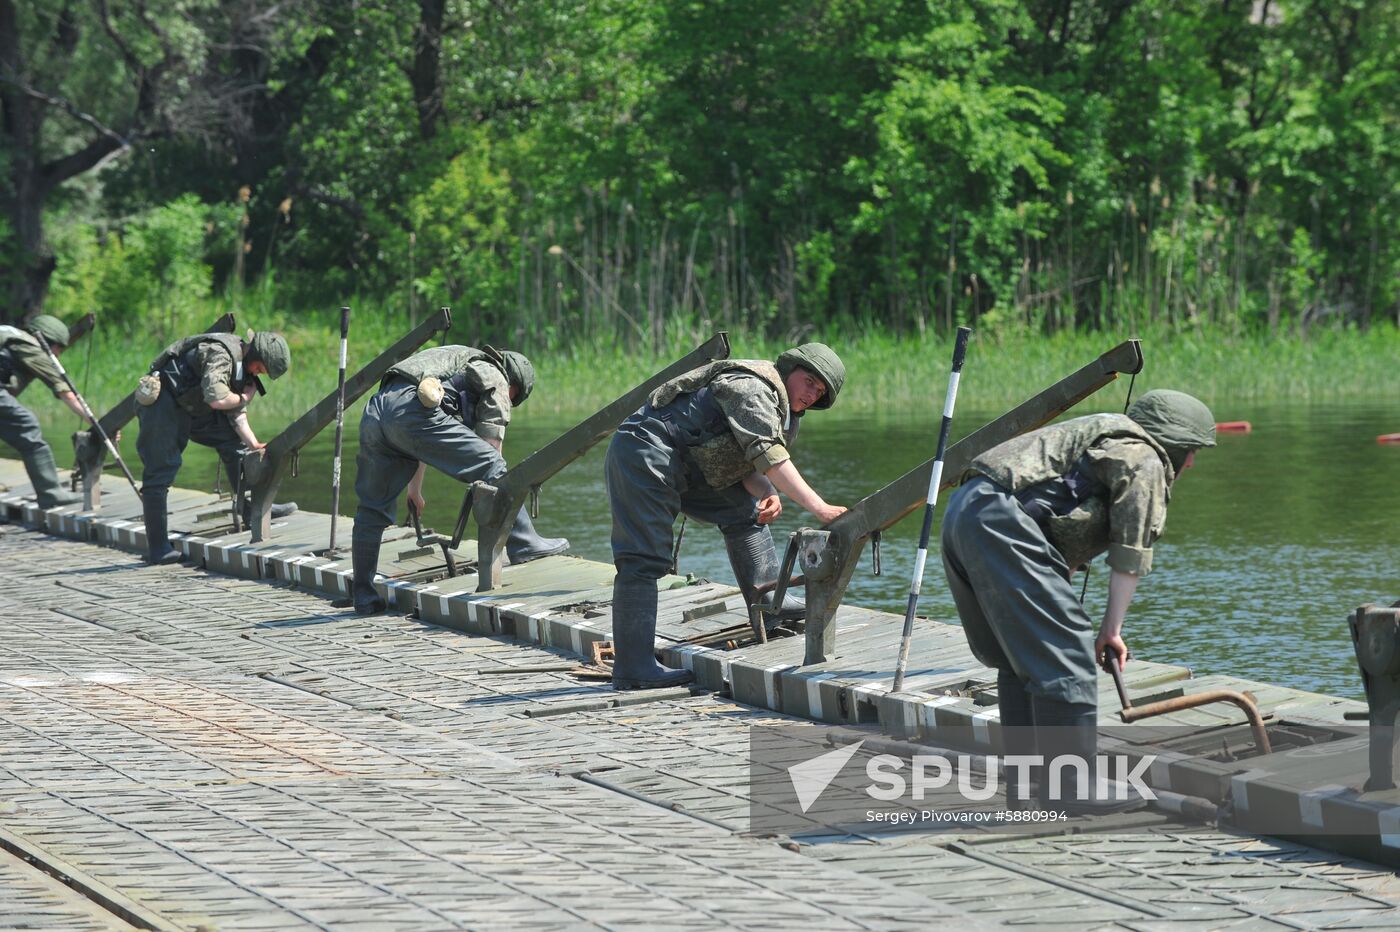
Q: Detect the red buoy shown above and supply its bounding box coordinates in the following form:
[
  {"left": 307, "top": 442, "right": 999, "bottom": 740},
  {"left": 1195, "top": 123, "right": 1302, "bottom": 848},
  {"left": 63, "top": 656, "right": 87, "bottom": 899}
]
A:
[
  {"left": 1216, "top": 421, "right": 1252, "bottom": 433},
  {"left": 1378, "top": 433, "right": 1400, "bottom": 445}
]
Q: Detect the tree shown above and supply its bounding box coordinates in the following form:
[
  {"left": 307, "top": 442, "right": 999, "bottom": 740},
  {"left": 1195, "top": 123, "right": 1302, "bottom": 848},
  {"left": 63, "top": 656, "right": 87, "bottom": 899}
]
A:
[{"left": 0, "top": 0, "right": 324, "bottom": 318}]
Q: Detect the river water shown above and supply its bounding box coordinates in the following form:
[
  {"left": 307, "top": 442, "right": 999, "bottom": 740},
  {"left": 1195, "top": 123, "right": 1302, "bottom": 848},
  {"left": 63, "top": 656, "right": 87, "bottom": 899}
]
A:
[{"left": 165, "top": 399, "right": 1400, "bottom": 701}]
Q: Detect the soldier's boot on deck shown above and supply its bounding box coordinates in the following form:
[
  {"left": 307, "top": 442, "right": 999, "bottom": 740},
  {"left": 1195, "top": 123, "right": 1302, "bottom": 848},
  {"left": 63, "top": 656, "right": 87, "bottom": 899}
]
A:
[
  {"left": 351, "top": 526, "right": 388, "bottom": 616},
  {"left": 239, "top": 497, "right": 299, "bottom": 525},
  {"left": 142, "top": 486, "right": 185, "bottom": 565},
  {"left": 504, "top": 506, "right": 569, "bottom": 564},
  {"left": 998, "top": 671, "right": 1040, "bottom": 810},
  {"left": 610, "top": 576, "right": 694, "bottom": 691},
  {"left": 1032, "top": 695, "right": 1146, "bottom": 815},
  {"left": 725, "top": 526, "right": 804, "bottom": 630},
  {"left": 24, "top": 446, "right": 80, "bottom": 509}
]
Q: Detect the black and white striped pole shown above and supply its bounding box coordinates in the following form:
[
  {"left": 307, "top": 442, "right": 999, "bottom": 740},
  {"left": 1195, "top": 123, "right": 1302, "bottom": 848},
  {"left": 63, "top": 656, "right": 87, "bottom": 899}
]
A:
[
  {"left": 328, "top": 305, "right": 350, "bottom": 552},
  {"left": 892, "top": 326, "right": 970, "bottom": 693}
]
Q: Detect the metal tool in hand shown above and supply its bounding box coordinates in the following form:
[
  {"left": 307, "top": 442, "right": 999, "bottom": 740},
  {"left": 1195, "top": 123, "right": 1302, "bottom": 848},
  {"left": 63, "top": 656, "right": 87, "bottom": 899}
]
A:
[
  {"left": 407, "top": 500, "right": 459, "bottom": 577},
  {"left": 328, "top": 306, "right": 350, "bottom": 552},
  {"left": 1104, "top": 650, "right": 1133, "bottom": 711},
  {"left": 33, "top": 330, "right": 140, "bottom": 496},
  {"left": 891, "top": 326, "right": 971, "bottom": 692}
]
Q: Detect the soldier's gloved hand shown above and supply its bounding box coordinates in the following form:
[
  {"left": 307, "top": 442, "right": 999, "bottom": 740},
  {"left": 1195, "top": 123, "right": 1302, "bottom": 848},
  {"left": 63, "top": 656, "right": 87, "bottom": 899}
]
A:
[{"left": 755, "top": 495, "right": 782, "bottom": 524}]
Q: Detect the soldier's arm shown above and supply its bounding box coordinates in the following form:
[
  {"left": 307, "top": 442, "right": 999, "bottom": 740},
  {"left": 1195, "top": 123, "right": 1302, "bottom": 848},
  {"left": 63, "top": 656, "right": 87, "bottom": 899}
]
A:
[
  {"left": 406, "top": 462, "right": 428, "bottom": 511},
  {"left": 1095, "top": 569, "right": 1139, "bottom": 670},
  {"left": 12, "top": 343, "right": 91, "bottom": 421},
  {"left": 229, "top": 411, "right": 264, "bottom": 450},
  {"left": 742, "top": 471, "right": 781, "bottom": 523},
  {"left": 466, "top": 361, "right": 510, "bottom": 453},
  {"left": 1087, "top": 439, "right": 1168, "bottom": 577},
  {"left": 765, "top": 460, "right": 845, "bottom": 524},
  {"left": 199, "top": 345, "right": 249, "bottom": 411},
  {"left": 711, "top": 373, "right": 790, "bottom": 473}
]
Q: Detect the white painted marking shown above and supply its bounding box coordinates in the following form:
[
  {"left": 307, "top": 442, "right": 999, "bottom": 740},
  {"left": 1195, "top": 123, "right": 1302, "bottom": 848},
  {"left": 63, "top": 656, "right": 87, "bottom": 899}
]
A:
[
  {"left": 971, "top": 707, "right": 1001, "bottom": 744},
  {"left": 805, "top": 672, "right": 836, "bottom": 719},
  {"left": 920, "top": 695, "right": 959, "bottom": 729},
  {"left": 1230, "top": 769, "right": 1273, "bottom": 813},
  {"left": 1299, "top": 784, "right": 1348, "bottom": 828},
  {"left": 1380, "top": 809, "right": 1400, "bottom": 848},
  {"left": 763, "top": 663, "right": 790, "bottom": 709}
]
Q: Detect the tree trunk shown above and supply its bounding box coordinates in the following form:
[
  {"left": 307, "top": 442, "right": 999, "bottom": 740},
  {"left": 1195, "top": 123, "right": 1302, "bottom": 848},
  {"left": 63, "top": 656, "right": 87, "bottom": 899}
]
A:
[{"left": 0, "top": 0, "right": 52, "bottom": 319}]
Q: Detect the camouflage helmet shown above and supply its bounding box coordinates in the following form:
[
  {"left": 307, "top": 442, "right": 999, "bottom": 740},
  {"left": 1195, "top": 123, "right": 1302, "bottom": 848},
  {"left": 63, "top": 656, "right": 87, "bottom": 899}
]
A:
[
  {"left": 28, "top": 315, "right": 70, "bottom": 348},
  {"left": 1128, "top": 389, "right": 1216, "bottom": 471},
  {"left": 776, "top": 342, "right": 845, "bottom": 410},
  {"left": 485, "top": 346, "right": 535, "bottom": 406},
  {"left": 247, "top": 331, "right": 291, "bottom": 380}
]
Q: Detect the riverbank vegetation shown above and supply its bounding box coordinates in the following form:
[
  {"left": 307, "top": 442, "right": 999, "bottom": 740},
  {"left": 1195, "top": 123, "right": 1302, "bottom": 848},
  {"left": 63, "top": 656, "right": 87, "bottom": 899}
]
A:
[
  {"left": 6, "top": 1, "right": 1398, "bottom": 349},
  {"left": 26, "top": 297, "right": 1400, "bottom": 439}
]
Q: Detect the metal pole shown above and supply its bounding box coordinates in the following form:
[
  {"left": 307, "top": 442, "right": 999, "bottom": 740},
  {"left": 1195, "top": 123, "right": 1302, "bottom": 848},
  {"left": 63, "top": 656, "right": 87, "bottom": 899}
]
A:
[
  {"left": 891, "top": 326, "right": 970, "bottom": 692},
  {"left": 328, "top": 305, "right": 350, "bottom": 552},
  {"left": 33, "top": 331, "right": 140, "bottom": 496}
]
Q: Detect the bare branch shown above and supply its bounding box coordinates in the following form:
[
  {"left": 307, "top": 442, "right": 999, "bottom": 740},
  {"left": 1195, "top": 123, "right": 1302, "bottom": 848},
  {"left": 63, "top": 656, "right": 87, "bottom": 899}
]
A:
[{"left": 0, "top": 73, "right": 131, "bottom": 147}]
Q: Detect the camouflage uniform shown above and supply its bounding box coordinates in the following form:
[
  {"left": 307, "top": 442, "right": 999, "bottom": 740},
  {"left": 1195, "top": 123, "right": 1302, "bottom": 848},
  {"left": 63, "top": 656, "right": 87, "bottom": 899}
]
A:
[
  {"left": 349, "top": 345, "right": 566, "bottom": 615},
  {"left": 607, "top": 353, "right": 835, "bottom": 690},
  {"left": 941, "top": 391, "right": 1215, "bottom": 811},
  {"left": 135, "top": 331, "right": 291, "bottom": 564},
  {"left": 136, "top": 334, "right": 251, "bottom": 490},
  {"left": 941, "top": 414, "right": 1174, "bottom": 705},
  {"left": 0, "top": 322, "right": 81, "bottom": 508}
]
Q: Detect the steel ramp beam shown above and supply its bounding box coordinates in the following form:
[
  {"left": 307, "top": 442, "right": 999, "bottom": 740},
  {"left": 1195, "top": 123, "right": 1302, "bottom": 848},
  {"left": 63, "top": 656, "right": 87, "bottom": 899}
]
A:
[
  {"left": 799, "top": 339, "right": 1144, "bottom": 665},
  {"left": 241, "top": 307, "right": 453, "bottom": 543},
  {"left": 72, "top": 313, "right": 236, "bottom": 511},
  {"left": 469, "top": 331, "right": 732, "bottom": 591}
]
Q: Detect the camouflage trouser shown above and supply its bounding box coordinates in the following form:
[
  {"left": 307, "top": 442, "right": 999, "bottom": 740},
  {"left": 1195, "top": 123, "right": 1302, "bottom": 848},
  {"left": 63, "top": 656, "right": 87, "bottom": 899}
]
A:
[
  {"left": 136, "top": 390, "right": 242, "bottom": 491},
  {"left": 941, "top": 477, "right": 1099, "bottom": 706},
  {"left": 0, "top": 389, "right": 49, "bottom": 459},
  {"left": 606, "top": 410, "right": 760, "bottom": 584},
  {"left": 352, "top": 380, "right": 505, "bottom": 535}
]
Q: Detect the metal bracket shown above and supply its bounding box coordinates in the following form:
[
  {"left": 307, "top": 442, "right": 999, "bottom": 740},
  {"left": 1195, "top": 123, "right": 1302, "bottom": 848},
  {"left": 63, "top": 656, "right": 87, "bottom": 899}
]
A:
[
  {"left": 243, "top": 307, "right": 453, "bottom": 542},
  {"left": 800, "top": 339, "right": 1144, "bottom": 665},
  {"left": 1350, "top": 601, "right": 1400, "bottom": 791},
  {"left": 470, "top": 331, "right": 732, "bottom": 591},
  {"left": 72, "top": 312, "right": 235, "bottom": 511}
]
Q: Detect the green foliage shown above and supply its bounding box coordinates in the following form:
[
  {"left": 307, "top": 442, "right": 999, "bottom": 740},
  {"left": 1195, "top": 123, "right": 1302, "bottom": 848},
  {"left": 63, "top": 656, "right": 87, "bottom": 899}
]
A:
[
  {"left": 19, "top": 0, "right": 1400, "bottom": 338},
  {"left": 47, "top": 196, "right": 225, "bottom": 332}
]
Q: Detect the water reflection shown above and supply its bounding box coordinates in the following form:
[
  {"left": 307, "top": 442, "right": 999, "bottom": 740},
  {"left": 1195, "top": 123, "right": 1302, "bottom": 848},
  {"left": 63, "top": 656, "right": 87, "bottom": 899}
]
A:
[{"left": 159, "top": 400, "right": 1400, "bottom": 700}]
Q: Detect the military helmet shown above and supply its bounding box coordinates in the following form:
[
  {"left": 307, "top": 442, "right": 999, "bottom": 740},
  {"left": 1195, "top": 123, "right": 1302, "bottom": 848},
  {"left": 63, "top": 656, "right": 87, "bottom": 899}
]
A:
[
  {"left": 485, "top": 346, "right": 535, "bottom": 406},
  {"left": 28, "top": 315, "right": 70, "bottom": 348},
  {"left": 247, "top": 331, "right": 291, "bottom": 380},
  {"left": 776, "top": 342, "right": 845, "bottom": 410},
  {"left": 1128, "top": 389, "right": 1216, "bottom": 471}
]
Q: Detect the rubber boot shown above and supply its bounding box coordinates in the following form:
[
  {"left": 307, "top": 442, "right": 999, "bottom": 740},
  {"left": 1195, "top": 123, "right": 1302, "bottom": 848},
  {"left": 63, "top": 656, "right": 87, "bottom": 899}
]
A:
[
  {"left": 142, "top": 487, "right": 184, "bottom": 565},
  {"left": 724, "top": 526, "right": 804, "bottom": 629},
  {"left": 998, "top": 671, "right": 1040, "bottom": 811},
  {"left": 24, "top": 446, "right": 80, "bottom": 509},
  {"left": 610, "top": 576, "right": 694, "bottom": 691},
  {"left": 504, "top": 505, "right": 569, "bottom": 564},
  {"left": 351, "top": 526, "right": 388, "bottom": 615},
  {"left": 1032, "top": 695, "right": 1145, "bottom": 815},
  {"left": 240, "top": 497, "right": 299, "bottom": 525}
]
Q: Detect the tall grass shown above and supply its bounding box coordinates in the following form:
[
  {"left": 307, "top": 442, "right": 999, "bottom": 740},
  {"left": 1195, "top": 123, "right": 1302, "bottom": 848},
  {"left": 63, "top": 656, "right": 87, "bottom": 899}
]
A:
[{"left": 23, "top": 297, "right": 1400, "bottom": 444}]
